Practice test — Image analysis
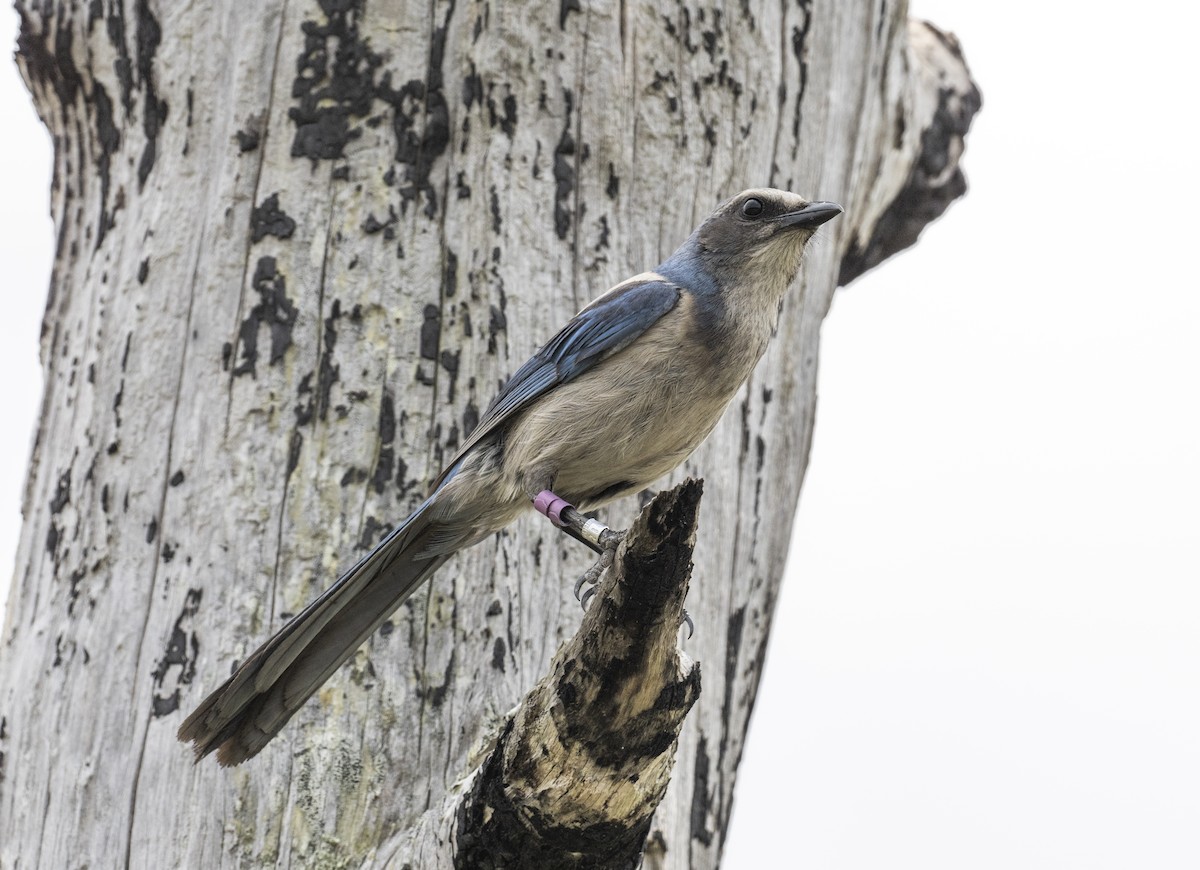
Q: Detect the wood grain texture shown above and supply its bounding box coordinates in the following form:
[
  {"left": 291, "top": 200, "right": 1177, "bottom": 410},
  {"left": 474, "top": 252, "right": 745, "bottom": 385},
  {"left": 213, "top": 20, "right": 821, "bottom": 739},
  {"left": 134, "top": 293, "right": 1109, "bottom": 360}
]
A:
[{"left": 0, "top": 1, "right": 979, "bottom": 867}]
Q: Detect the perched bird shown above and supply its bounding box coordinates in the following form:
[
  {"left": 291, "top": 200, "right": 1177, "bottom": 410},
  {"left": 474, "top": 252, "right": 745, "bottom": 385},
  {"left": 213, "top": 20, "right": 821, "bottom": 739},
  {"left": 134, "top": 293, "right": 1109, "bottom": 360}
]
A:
[{"left": 178, "top": 188, "right": 841, "bottom": 765}]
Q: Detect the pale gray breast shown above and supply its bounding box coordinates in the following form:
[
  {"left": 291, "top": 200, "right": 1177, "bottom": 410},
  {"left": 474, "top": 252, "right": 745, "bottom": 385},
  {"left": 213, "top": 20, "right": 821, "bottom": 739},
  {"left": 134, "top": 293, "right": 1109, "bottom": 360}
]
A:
[{"left": 499, "top": 291, "right": 772, "bottom": 507}]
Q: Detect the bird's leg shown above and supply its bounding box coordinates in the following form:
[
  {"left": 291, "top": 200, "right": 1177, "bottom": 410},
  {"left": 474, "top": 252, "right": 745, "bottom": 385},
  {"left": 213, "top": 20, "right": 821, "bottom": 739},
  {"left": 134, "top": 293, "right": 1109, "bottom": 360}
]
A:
[
  {"left": 533, "top": 490, "right": 626, "bottom": 609},
  {"left": 532, "top": 491, "right": 606, "bottom": 554},
  {"left": 532, "top": 490, "right": 692, "bottom": 636}
]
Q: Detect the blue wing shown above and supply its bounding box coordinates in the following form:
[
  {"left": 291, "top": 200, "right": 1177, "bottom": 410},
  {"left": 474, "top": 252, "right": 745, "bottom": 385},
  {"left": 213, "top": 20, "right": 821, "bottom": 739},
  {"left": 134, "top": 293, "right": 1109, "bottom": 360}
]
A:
[{"left": 433, "top": 277, "right": 681, "bottom": 487}]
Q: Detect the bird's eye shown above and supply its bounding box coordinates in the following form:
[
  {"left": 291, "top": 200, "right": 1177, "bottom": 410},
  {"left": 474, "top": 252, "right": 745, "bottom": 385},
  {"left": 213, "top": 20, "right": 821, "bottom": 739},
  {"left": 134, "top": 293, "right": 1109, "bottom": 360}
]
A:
[{"left": 741, "top": 198, "right": 764, "bottom": 218}]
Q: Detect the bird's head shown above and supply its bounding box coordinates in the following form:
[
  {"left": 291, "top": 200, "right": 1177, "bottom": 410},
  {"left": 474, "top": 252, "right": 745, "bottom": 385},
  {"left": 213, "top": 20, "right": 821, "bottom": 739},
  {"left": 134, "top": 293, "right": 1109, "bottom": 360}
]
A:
[
  {"left": 698, "top": 188, "right": 841, "bottom": 268},
  {"left": 657, "top": 188, "right": 842, "bottom": 307},
  {"left": 670, "top": 188, "right": 839, "bottom": 298}
]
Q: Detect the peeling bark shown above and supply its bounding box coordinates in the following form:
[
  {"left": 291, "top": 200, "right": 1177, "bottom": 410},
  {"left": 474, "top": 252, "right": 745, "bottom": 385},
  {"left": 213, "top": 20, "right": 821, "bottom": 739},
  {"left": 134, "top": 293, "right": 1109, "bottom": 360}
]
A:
[{"left": 0, "top": 1, "right": 978, "bottom": 867}]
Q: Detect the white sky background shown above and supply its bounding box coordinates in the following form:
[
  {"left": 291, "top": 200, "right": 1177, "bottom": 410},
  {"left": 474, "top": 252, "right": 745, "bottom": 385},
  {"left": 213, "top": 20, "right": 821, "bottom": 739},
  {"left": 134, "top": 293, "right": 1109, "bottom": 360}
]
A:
[{"left": 2, "top": 2, "right": 1198, "bottom": 868}]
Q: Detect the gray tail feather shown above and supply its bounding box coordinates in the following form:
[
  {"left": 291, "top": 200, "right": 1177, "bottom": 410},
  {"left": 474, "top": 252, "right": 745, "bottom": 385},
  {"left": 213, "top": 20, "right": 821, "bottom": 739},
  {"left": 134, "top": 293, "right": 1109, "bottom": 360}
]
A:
[{"left": 178, "top": 497, "right": 450, "bottom": 766}]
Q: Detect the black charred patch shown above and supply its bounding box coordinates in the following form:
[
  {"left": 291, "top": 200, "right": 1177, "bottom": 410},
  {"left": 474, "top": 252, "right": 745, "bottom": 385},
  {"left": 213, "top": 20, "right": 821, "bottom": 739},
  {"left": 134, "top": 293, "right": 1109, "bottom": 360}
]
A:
[
  {"left": 462, "top": 65, "right": 483, "bottom": 108},
  {"left": 394, "top": 456, "right": 415, "bottom": 496},
  {"left": 559, "top": 0, "right": 581, "bottom": 29},
  {"left": 146, "top": 517, "right": 157, "bottom": 543},
  {"left": 150, "top": 588, "right": 202, "bottom": 717},
  {"left": 235, "top": 127, "right": 260, "bottom": 152},
  {"left": 316, "top": 299, "right": 342, "bottom": 420},
  {"left": 50, "top": 469, "right": 71, "bottom": 514},
  {"left": 552, "top": 89, "right": 576, "bottom": 241},
  {"left": 690, "top": 736, "right": 713, "bottom": 844},
  {"left": 134, "top": 0, "right": 167, "bottom": 191},
  {"left": 233, "top": 257, "right": 298, "bottom": 377},
  {"left": 487, "top": 304, "right": 507, "bottom": 354},
  {"left": 105, "top": 8, "right": 135, "bottom": 112},
  {"left": 16, "top": 15, "right": 80, "bottom": 131},
  {"left": 285, "top": 429, "right": 303, "bottom": 478},
  {"left": 483, "top": 85, "right": 518, "bottom": 138},
  {"left": 137, "top": 258, "right": 149, "bottom": 283},
  {"left": 67, "top": 567, "right": 85, "bottom": 615},
  {"left": 92, "top": 84, "right": 121, "bottom": 247},
  {"left": 719, "top": 605, "right": 745, "bottom": 748},
  {"left": 790, "top": 4, "right": 812, "bottom": 144},
  {"left": 418, "top": 650, "right": 456, "bottom": 708},
  {"left": 444, "top": 250, "right": 458, "bottom": 297},
  {"left": 17, "top": 13, "right": 121, "bottom": 248},
  {"left": 294, "top": 371, "right": 315, "bottom": 426},
  {"left": 462, "top": 400, "right": 479, "bottom": 438},
  {"left": 169, "top": 469, "right": 185, "bottom": 486},
  {"left": 491, "top": 637, "right": 506, "bottom": 672},
  {"left": 374, "top": 2, "right": 454, "bottom": 219},
  {"left": 489, "top": 187, "right": 502, "bottom": 233},
  {"left": 250, "top": 193, "right": 297, "bottom": 242},
  {"left": 359, "top": 515, "right": 389, "bottom": 550},
  {"left": 420, "top": 304, "right": 441, "bottom": 361},
  {"left": 363, "top": 207, "right": 396, "bottom": 235},
  {"left": 596, "top": 215, "right": 610, "bottom": 251},
  {"left": 289, "top": 0, "right": 382, "bottom": 161},
  {"left": 606, "top": 163, "right": 619, "bottom": 200},
  {"left": 370, "top": 388, "right": 396, "bottom": 494},
  {"left": 114, "top": 380, "right": 125, "bottom": 423}
]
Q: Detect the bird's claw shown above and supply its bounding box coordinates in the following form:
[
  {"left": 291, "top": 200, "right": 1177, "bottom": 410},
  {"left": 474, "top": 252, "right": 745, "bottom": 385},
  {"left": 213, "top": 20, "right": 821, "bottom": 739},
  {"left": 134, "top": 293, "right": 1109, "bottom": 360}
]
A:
[
  {"left": 580, "top": 584, "right": 597, "bottom": 611},
  {"left": 573, "top": 529, "right": 625, "bottom": 611},
  {"left": 680, "top": 608, "right": 694, "bottom": 640}
]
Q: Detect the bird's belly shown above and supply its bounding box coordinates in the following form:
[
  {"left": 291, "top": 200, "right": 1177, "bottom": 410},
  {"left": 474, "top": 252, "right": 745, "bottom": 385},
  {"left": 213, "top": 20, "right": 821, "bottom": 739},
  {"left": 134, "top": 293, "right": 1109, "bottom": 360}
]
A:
[{"left": 501, "top": 347, "right": 747, "bottom": 507}]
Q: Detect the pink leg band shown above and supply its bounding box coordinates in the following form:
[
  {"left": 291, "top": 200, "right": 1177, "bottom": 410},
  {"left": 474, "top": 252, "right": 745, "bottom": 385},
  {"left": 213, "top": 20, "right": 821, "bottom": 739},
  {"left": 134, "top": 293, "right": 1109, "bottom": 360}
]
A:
[{"left": 533, "top": 490, "right": 572, "bottom": 528}]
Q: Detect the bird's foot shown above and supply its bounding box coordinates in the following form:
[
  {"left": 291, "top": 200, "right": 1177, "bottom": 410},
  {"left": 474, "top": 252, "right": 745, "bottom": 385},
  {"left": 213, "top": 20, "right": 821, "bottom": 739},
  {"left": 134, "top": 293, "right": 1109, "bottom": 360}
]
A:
[
  {"left": 575, "top": 528, "right": 626, "bottom": 611},
  {"left": 532, "top": 490, "right": 629, "bottom": 610},
  {"left": 531, "top": 491, "right": 688, "bottom": 634}
]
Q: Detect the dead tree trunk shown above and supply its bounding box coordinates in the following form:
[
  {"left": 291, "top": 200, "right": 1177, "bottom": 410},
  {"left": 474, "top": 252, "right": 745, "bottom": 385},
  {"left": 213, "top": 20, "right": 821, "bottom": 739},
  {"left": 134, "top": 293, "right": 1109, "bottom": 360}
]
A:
[{"left": 0, "top": 1, "right": 978, "bottom": 867}]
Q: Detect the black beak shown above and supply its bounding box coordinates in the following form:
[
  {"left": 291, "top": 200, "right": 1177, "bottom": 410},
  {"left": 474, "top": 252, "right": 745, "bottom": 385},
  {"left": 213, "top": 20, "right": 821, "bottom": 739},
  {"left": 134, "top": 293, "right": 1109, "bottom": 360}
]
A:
[{"left": 777, "top": 200, "right": 843, "bottom": 229}]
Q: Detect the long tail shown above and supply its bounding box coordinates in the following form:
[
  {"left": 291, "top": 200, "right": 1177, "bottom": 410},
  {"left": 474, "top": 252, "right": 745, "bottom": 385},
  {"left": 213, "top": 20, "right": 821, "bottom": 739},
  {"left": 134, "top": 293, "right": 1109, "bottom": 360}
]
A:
[{"left": 178, "top": 494, "right": 451, "bottom": 766}]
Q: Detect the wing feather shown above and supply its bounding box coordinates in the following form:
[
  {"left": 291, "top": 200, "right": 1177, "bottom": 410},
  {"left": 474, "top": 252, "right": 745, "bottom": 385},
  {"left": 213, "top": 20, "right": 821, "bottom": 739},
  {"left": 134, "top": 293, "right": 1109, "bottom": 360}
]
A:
[{"left": 432, "top": 278, "right": 680, "bottom": 488}]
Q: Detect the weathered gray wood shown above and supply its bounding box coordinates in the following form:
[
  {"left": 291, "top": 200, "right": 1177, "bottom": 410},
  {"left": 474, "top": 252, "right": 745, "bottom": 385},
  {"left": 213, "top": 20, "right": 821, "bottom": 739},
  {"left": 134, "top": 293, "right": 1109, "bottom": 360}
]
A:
[{"left": 0, "top": 1, "right": 978, "bottom": 867}]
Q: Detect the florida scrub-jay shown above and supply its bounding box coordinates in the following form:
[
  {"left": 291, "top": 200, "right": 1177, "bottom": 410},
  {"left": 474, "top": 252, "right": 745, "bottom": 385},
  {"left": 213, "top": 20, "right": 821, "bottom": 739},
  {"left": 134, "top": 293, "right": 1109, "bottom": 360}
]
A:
[{"left": 179, "top": 188, "right": 842, "bottom": 765}]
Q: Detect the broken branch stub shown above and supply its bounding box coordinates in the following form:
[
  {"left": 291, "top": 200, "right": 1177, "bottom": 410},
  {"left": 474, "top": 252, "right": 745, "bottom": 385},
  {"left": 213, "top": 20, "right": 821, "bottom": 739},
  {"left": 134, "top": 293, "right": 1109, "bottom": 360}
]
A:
[{"left": 454, "top": 480, "right": 705, "bottom": 869}]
